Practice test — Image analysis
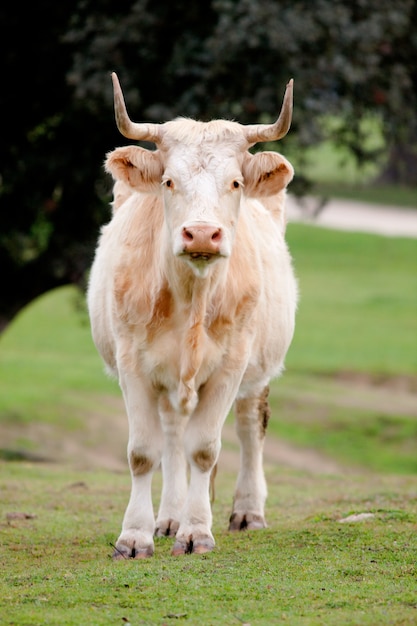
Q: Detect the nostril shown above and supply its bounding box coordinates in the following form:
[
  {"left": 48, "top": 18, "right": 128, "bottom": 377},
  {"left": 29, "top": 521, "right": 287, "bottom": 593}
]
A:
[
  {"left": 181, "top": 225, "right": 222, "bottom": 254},
  {"left": 183, "top": 228, "right": 194, "bottom": 241}
]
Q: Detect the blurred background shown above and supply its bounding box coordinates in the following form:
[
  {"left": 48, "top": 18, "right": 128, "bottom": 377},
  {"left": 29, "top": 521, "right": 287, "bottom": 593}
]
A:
[{"left": 0, "top": 0, "right": 416, "bottom": 474}]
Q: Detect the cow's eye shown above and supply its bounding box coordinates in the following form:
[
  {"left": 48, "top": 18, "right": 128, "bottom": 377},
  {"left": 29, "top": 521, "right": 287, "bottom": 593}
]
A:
[
  {"left": 232, "top": 180, "right": 240, "bottom": 189},
  {"left": 164, "top": 179, "right": 174, "bottom": 189}
]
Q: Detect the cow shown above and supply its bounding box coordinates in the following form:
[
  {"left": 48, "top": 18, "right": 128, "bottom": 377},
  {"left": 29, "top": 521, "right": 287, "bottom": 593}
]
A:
[{"left": 87, "top": 72, "right": 298, "bottom": 558}]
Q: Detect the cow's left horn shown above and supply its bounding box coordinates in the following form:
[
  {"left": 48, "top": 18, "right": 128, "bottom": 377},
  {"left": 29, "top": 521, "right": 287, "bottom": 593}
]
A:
[
  {"left": 243, "top": 79, "right": 293, "bottom": 145},
  {"left": 111, "top": 72, "right": 163, "bottom": 143}
]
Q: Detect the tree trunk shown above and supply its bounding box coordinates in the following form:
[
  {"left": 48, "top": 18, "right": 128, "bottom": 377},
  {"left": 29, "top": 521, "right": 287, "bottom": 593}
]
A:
[{"left": 377, "top": 139, "right": 417, "bottom": 187}]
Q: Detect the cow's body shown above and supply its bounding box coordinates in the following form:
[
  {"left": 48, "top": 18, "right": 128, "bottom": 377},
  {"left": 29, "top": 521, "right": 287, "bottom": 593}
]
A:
[{"left": 87, "top": 74, "right": 297, "bottom": 557}]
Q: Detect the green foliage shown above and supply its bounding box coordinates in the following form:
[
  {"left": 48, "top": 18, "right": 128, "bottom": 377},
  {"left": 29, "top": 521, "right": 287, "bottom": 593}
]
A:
[
  {"left": 288, "top": 114, "right": 386, "bottom": 186},
  {"left": 288, "top": 114, "right": 417, "bottom": 206},
  {"left": 1, "top": 0, "right": 416, "bottom": 327}
]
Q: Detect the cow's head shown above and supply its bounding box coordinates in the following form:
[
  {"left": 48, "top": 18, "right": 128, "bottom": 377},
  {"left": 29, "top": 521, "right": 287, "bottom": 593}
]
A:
[{"left": 105, "top": 73, "right": 294, "bottom": 278}]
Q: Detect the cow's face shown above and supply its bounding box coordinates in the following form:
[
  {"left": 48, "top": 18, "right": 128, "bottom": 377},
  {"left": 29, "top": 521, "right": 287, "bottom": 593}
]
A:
[
  {"left": 106, "top": 73, "right": 294, "bottom": 277},
  {"left": 106, "top": 120, "right": 293, "bottom": 277},
  {"left": 160, "top": 126, "right": 247, "bottom": 277}
]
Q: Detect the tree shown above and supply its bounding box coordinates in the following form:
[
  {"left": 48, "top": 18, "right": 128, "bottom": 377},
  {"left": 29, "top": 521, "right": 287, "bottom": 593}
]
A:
[
  {"left": 0, "top": 2, "right": 112, "bottom": 331},
  {"left": 1, "top": 0, "right": 415, "bottom": 332},
  {"left": 0, "top": 0, "right": 218, "bottom": 332},
  {"left": 203, "top": 0, "right": 417, "bottom": 179}
]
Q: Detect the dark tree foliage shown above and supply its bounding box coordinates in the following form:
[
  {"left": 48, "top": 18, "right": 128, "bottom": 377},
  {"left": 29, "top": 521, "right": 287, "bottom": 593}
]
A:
[
  {"left": 1, "top": 0, "right": 415, "bottom": 331},
  {"left": 204, "top": 0, "right": 417, "bottom": 174},
  {"left": 0, "top": 2, "right": 111, "bottom": 331}
]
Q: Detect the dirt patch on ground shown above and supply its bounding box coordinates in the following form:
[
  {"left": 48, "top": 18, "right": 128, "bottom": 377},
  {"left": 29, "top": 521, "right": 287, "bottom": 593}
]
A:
[
  {"left": 332, "top": 370, "right": 417, "bottom": 393},
  {"left": 1, "top": 371, "right": 415, "bottom": 474},
  {"left": 219, "top": 423, "right": 342, "bottom": 475},
  {"left": 0, "top": 395, "right": 344, "bottom": 475},
  {"left": 285, "top": 371, "right": 417, "bottom": 420}
]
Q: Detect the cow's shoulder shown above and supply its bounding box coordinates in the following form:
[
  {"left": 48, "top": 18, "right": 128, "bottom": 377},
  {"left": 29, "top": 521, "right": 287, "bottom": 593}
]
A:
[{"left": 109, "top": 193, "right": 165, "bottom": 326}]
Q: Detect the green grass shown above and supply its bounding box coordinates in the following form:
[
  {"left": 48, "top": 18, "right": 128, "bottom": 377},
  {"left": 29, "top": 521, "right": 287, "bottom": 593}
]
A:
[
  {"left": 1, "top": 225, "right": 417, "bottom": 624},
  {"left": 274, "top": 226, "right": 417, "bottom": 473},
  {"left": 268, "top": 377, "right": 417, "bottom": 474},
  {"left": 1, "top": 113, "right": 416, "bottom": 623},
  {"left": 1, "top": 463, "right": 416, "bottom": 625},
  {"left": 0, "top": 286, "right": 119, "bottom": 427},
  {"left": 286, "top": 225, "right": 417, "bottom": 376}
]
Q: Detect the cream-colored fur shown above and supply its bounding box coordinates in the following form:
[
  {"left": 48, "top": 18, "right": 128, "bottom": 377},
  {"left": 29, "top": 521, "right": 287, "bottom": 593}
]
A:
[{"left": 88, "top": 117, "right": 297, "bottom": 557}]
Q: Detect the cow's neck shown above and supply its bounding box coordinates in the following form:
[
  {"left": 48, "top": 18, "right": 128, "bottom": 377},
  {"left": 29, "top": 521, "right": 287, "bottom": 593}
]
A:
[
  {"left": 176, "top": 275, "right": 208, "bottom": 414},
  {"left": 164, "top": 254, "right": 224, "bottom": 306},
  {"left": 164, "top": 257, "right": 225, "bottom": 415}
]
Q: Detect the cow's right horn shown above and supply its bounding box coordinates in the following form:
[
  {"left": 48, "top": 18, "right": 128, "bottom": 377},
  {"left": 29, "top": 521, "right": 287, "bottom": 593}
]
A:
[
  {"left": 243, "top": 79, "right": 293, "bottom": 145},
  {"left": 111, "top": 72, "right": 163, "bottom": 144}
]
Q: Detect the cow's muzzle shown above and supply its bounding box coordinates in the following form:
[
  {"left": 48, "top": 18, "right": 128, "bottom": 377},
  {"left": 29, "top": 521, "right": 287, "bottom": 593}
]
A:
[{"left": 181, "top": 225, "right": 223, "bottom": 260}]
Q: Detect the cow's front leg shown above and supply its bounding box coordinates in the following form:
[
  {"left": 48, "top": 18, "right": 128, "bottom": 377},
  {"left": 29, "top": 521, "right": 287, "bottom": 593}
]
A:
[
  {"left": 171, "top": 426, "right": 219, "bottom": 556},
  {"left": 154, "top": 397, "right": 188, "bottom": 538},
  {"left": 229, "top": 386, "right": 269, "bottom": 531},
  {"left": 172, "top": 367, "right": 247, "bottom": 555},
  {"left": 114, "top": 372, "right": 163, "bottom": 559}
]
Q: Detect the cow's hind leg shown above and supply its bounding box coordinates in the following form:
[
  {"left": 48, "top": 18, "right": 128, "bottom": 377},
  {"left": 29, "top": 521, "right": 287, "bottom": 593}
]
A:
[
  {"left": 229, "top": 386, "right": 270, "bottom": 531},
  {"left": 113, "top": 372, "right": 163, "bottom": 559}
]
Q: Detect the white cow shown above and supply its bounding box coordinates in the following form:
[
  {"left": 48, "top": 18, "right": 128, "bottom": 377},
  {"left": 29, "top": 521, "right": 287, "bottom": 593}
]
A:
[{"left": 87, "top": 73, "right": 298, "bottom": 557}]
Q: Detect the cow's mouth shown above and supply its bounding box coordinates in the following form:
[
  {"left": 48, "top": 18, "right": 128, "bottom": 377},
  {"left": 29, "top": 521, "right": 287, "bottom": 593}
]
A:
[
  {"left": 188, "top": 252, "right": 217, "bottom": 261},
  {"left": 180, "top": 250, "right": 223, "bottom": 276}
]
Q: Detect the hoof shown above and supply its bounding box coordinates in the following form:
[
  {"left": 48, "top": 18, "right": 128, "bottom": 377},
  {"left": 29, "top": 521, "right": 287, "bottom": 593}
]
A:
[
  {"left": 171, "top": 536, "right": 215, "bottom": 556},
  {"left": 154, "top": 519, "right": 180, "bottom": 538},
  {"left": 192, "top": 542, "right": 213, "bottom": 555},
  {"left": 229, "top": 512, "right": 267, "bottom": 531},
  {"left": 112, "top": 543, "right": 154, "bottom": 560}
]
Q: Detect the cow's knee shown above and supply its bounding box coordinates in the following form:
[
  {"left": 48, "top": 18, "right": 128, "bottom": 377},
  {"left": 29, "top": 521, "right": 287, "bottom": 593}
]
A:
[
  {"left": 192, "top": 447, "right": 217, "bottom": 472},
  {"left": 186, "top": 435, "right": 219, "bottom": 473},
  {"left": 129, "top": 448, "right": 158, "bottom": 476}
]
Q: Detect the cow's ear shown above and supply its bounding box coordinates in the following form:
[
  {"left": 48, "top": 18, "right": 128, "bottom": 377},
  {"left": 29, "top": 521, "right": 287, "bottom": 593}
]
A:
[
  {"left": 242, "top": 152, "right": 294, "bottom": 198},
  {"left": 105, "top": 146, "right": 164, "bottom": 193}
]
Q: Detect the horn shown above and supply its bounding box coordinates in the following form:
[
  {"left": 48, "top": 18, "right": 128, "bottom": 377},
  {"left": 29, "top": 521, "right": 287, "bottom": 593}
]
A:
[
  {"left": 111, "top": 72, "right": 163, "bottom": 143},
  {"left": 244, "top": 79, "right": 293, "bottom": 145}
]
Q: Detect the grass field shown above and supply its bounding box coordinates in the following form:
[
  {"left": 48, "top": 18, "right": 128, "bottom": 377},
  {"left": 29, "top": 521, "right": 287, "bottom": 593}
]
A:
[
  {"left": 1, "top": 199, "right": 417, "bottom": 623},
  {"left": 286, "top": 225, "right": 417, "bottom": 376},
  {"left": 0, "top": 224, "right": 416, "bottom": 471},
  {"left": 1, "top": 463, "right": 416, "bottom": 625}
]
